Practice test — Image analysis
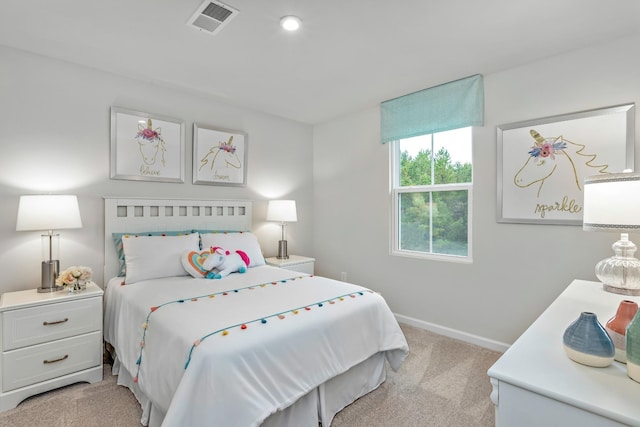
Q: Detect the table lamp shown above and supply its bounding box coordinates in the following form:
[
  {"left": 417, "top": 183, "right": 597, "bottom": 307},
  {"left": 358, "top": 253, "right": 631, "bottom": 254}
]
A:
[
  {"left": 16, "top": 195, "right": 83, "bottom": 292},
  {"left": 266, "top": 200, "right": 297, "bottom": 259},
  {"left": 583, "top": 171, "right": 640, "bottom": 295}
]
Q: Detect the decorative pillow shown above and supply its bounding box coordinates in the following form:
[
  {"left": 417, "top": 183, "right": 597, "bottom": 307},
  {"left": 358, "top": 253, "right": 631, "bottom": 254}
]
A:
[
  {"left": 191, "top": 229, "right": 230, "bottom": 252},
  {"left": 122, "top": 233, "right": 200, "bottom": 284},
  {"left": 181, "top": 249, "right": 213, "bottom": 278},
  {"left": 113, "top": 230, "right": 193, "bottom": 277},
  {"left": 200, "top": 232, "right": 265, "bottom": 267}
]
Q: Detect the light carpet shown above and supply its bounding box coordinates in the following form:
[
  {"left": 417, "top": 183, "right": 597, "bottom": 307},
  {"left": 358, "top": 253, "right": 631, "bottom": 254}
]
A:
[{"left": 0, "top": 324, "right": 501, "bottom": 426}]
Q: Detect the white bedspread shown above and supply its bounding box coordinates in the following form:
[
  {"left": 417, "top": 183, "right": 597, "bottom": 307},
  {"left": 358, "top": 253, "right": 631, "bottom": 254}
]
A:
[{"left": 104, "top": 266, "right": 408, "bottom": 426}]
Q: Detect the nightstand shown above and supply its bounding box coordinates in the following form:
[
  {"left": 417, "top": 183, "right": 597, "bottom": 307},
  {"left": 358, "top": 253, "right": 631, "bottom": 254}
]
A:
[
  {"left": 265, "top": 255, "right": 315, "bottom": 275},
  {"left": 0, "top": 282, "right": 104, "bottom": 411}
]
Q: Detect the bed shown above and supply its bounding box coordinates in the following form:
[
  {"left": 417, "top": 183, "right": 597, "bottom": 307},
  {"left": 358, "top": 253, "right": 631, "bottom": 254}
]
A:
[{"left": 102, "top": 197, "right": 408, "bottom": 426}]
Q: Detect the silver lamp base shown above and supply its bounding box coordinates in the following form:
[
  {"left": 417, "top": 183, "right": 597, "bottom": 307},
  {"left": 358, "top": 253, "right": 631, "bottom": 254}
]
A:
[
  {"left": 276, "top": 240, "right": 289, "bottom": 259},
  {"left": 39, "top": 260, "right": 63, "bottom": 293},
  {"left": 603, "top": 283, "right": 640, "bottom": 296}
]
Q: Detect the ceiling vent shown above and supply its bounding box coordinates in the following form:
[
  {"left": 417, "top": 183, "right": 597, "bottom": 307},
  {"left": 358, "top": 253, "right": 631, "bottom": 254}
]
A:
[{"left": 187, "top": 1, "right": 238, "bottom": 35}]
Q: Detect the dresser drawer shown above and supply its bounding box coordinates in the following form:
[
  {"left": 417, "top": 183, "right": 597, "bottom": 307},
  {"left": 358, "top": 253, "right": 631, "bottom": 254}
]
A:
[
  {"left": 2, "top": 331, "right": 102, "bottom": 392},
  {"left": 2, "top": 297, "right": 102, "bottom": 350}
]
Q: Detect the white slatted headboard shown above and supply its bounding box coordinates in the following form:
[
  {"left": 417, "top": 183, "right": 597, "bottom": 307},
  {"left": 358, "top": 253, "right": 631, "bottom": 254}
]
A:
[{"left": 104, "top": 197, "right": 252, "bottom": 284}]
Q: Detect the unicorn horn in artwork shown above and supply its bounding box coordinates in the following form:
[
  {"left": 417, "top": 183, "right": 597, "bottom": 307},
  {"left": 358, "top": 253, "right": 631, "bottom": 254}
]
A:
[
  {"left": 147, "top": 118, "right": 153, "bottom": 129},
  {"left": 530, "top": 129, "right": 545, "bottom": 145},
  {"left": 228, "top": 136, "right": 233, "bottom": 145}
]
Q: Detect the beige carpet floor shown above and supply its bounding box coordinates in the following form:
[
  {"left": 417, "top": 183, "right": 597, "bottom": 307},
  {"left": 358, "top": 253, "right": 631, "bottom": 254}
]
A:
[{"left": 0, "top": 324, "right": 501, "bottom": 427}]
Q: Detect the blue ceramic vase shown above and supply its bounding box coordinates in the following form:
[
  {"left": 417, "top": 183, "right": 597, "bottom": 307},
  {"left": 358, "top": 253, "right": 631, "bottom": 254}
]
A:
[
  {"left": 563, "top": 312, "right": 615, "bottom": 367},
  {"left": 626, "top": 309, "right": 640, "bottom": 382}
]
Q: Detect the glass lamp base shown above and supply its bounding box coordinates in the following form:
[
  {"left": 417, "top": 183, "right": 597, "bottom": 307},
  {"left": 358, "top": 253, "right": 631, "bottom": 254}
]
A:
[
  {"left": 596, "top": 234, "right": 640, "bottom": 296},
  {"left": 38, "top": 285, "right": 64, "bottom": 293},
  {"left": 603, "top": 284, "right": 640, "bottom": 296}
]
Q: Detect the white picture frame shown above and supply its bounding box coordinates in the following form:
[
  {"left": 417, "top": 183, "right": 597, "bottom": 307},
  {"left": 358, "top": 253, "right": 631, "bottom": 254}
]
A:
[
  {"left": 110, "top": 107, "right": 185, "bottom": 182},
  {"left": 497, "top": 104, "right": 634, "bottom": 225},
  {"left": 192, "top": 124, "right": 248, "bottom": 186}
]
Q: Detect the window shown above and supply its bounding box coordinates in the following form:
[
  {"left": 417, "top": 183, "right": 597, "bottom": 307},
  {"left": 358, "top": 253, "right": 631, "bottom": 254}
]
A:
[
  {"left": 381, "top": 74, "right": 482, "bottom": 261},
  {"left": 390, "top": 127, "right": 472, "bottom": 261}
]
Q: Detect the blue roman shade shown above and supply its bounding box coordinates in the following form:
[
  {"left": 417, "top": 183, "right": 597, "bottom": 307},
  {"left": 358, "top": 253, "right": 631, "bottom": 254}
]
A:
[{"left": 380, "top": 74, "right": 484, "bottom": 143}]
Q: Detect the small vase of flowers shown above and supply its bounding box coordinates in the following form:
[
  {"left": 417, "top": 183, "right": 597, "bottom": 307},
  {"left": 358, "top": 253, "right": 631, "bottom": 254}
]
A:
[{"left": 56, "top": 266, "right": 92, "bottom": 293}]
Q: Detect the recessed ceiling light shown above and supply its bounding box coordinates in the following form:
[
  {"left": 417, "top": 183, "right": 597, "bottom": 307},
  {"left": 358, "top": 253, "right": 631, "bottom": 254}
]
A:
[{"left": 280, "top": 15, "right": 302, "bottom": 31}]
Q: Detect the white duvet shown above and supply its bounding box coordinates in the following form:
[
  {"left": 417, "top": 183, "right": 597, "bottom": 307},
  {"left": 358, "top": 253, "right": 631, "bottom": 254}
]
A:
[{"left": 104, "top": 266, "right": 408, "bottom": 426}]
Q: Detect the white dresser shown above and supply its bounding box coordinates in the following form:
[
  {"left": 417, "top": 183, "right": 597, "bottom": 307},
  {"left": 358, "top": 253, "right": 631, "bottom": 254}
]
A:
[
  {"left": 488, "top": 280, "right": 640, "bottom": 426},
  {"left": 0, "top": 283, "right": 104, "bottom": 411}
]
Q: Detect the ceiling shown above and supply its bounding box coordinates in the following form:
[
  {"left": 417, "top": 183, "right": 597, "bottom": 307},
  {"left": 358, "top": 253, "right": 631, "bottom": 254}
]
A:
[{"left": 1, "top": 0, "right": 640, "bottom": 125}]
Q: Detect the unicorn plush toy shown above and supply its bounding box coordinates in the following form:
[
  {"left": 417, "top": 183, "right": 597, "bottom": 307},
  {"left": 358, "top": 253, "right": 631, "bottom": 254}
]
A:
[{"left": 202, "top": 246, "right": 250, "bottom": 279}]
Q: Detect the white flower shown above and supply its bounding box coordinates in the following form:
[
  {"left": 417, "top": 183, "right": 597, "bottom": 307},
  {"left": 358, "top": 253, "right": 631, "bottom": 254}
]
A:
[{"left": 55, "top": 266, "right": 92, "bottom": 288}]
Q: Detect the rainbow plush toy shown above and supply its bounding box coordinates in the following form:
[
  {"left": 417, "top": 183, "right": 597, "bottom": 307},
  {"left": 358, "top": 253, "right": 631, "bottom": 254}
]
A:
[{"left": 202, "top": 246, "right": 250, "bottom": 279}]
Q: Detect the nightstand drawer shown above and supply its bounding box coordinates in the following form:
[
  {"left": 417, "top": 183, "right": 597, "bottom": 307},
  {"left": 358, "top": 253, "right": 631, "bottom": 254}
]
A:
[
  {"left": 2, "top": 297, "right": 102, "bottom": 350},
  {"left": 283, "top": 263, "right": 314, "bottom": 275},
  {"left": 2, "top": 331, "right": 102, "bottom": 392},
  {"left": 265, "top": 255, "right": 315, "bottom": 275}
]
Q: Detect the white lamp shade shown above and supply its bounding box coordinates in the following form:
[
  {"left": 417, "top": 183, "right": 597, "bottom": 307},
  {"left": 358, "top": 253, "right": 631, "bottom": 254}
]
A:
[
  {"left": 583, "top": 173, "right": 640, "bottom": 232},
  {"left": 267, "top": 200, "right": 297, "bottom": 222},
  {"left": 16, "top": 195, "right": 83, "bottom": 231}
]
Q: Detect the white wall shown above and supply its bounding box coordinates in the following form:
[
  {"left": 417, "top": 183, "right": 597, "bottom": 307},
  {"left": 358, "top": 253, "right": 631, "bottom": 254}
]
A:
[
  {"left": 312, "top": 34, "right": 640, "bottom": 346},
  {"left": 0, "top": 46, "right": 313, "bottom": 293},
  {"left": 3, "top": 35, "right": 640, "bottom": 347}
]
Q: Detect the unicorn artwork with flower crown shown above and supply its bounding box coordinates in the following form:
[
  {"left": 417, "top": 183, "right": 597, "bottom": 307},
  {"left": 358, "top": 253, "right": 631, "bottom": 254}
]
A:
[
  {"left": 198, "top": 135, "right": 242, "bottom": 182},
  {"left": 513, "top": 129, "right": 609, "bottom": 198},
  {"left": 135, "top": 118, "right": 166, "bottom": 173}
]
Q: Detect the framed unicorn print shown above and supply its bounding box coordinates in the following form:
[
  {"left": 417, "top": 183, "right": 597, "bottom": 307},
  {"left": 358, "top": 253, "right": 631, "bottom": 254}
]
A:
[
  {"left": 110, "top": 107, "right": 185, "bottom": 182},
  {"left": 192, "top": 124, "right": 248, "bottom": 186},
  {"left": 497, "top": 103, "right": 634, "bottom": 225}
]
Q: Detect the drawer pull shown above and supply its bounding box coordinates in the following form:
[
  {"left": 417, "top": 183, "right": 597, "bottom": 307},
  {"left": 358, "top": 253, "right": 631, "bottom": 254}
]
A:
[
  {"left": 43, "top": 354, "right": 69, "bottom": 364},
  {"left": 43, "top": 318, "right": 69, "bottom": 326}
]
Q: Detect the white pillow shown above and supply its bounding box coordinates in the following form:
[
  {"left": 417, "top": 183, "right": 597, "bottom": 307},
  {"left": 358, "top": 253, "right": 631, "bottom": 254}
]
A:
[
  {"left": 123, "top": 233, "right": 200, "bottom": 284},
  {"left": 200, "top": 232, "right": 265, "bottom": 267}
]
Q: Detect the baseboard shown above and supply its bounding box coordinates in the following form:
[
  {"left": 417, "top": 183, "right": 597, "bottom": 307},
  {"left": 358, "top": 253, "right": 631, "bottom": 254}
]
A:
[{"left": 394, "top": 313, "right": 510, "bottom": 353}]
